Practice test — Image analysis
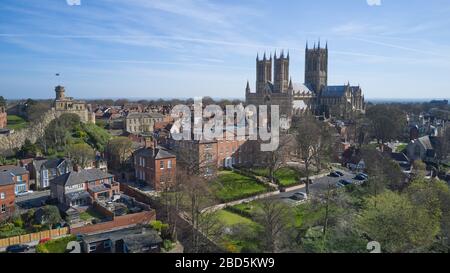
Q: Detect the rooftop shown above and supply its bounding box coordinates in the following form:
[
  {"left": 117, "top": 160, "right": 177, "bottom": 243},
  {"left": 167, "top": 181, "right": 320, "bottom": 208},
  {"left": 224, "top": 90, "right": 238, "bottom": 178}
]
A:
[{"left": 52, "top": 169, "right": 114, "bottom": 187}]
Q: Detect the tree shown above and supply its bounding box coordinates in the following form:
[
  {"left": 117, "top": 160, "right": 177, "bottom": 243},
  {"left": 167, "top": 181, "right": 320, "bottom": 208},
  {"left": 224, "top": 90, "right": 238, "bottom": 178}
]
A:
[
  {"left": 17, "top": 139, "right": 40, "bottom": 158},
  {"left": 366, "top": 105, "right": 407, "bottom": 143},
  {"left": 179, "top": 173, "right": 218, "bottom": 253},
  {"left": 66, "top": 143, "right": 95, "bottom": 169},
  {"left": 105, "top": 137, "right": 133, "bottom": 171},
  {"left": 26, "top": 101, "right": 51, "bottom": 122},
  {"left": 357, "top": 191, "right": 440, "bottom": 252},
  {"left": 260, "top": 133, "right": 293, "bottom": 184},
  {"left": 292, "top": 116, "right": 322, "bottom": 194},
  {"left": 0, "top": 96, "right": 6, "bottom": 107},
  {"left": 255, "top": 199, "right": 294, "bottom": 252}
]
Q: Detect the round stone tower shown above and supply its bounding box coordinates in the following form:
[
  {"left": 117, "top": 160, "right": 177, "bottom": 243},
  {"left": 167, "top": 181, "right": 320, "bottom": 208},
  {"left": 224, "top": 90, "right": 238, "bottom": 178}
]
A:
[{"left": 55, "top": 85, "right": 66, "bottom": 100}]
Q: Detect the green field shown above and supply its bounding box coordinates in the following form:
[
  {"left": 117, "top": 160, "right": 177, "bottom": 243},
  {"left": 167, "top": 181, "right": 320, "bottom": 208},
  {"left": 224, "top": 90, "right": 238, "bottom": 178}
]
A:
[
  {"left": 7, "top": 115, "right": 28, "bottom": 130},
  {"left": 211, "top": 171, "right": 269, "bottom": 202}
]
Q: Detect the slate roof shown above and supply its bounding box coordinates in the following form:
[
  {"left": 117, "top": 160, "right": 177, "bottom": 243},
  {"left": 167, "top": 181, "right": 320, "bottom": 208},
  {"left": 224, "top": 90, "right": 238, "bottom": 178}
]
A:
[
  {"left": 0, "top": 165, "right": 29, "bottom": 176},
  {"left": 391, "top": 152, "right": 410, "bottom": 163},
  {"left": 52, "top": 169, "right": 114, "bottom": 187},
  {"left": 65, "top": 190, "right": 92, "bottom": 201},
  {"left": 134, "top": 146, "right": 176, "bottom": 160},
  {"left": 81, "top": 227, "right": 162, "bottom": 252},
  {"left": 322, "top": 85, "right": 347, "bottom": 97},
  {"left": 0, "top": 172, "right": 15, "bottom": 186}
]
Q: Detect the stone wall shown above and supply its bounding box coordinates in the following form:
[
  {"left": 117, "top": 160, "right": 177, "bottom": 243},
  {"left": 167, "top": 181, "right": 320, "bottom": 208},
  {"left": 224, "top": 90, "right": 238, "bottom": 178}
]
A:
[{"left": 0, "top": 108, "right": 58, "bottom": 156}]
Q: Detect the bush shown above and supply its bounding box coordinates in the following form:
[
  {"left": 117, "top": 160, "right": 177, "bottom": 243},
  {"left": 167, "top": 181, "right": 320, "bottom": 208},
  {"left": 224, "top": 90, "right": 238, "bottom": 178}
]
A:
[{"left": 163, "top": 240, "right": 174, "bottom": 251}]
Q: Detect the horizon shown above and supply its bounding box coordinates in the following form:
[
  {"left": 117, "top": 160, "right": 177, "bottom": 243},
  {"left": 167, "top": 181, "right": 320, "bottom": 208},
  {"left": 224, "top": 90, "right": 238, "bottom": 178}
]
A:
[{"left": 1, "top": 0, "right": 450, "bottom": 99}]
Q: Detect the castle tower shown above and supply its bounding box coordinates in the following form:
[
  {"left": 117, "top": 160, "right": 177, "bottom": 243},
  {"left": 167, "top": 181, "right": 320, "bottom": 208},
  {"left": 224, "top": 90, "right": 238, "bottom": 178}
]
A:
[
  {"left": 305, "top": 41, "right": 328, "bottom": 96},
  {"left": 55, "top": 85, "right": 66, "bottom": 100},
  {"left": 256, "top": 53, "right": 272, "bottom": 94},
  {"left": 274, "top": 50, "right": 290, "bottom": 93}
]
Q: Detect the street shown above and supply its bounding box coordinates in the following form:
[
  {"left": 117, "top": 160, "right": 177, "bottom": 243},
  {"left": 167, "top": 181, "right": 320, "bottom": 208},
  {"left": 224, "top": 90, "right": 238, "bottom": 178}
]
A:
[{"left": 274, "top": 169, "right": 359, "bottom": 201}]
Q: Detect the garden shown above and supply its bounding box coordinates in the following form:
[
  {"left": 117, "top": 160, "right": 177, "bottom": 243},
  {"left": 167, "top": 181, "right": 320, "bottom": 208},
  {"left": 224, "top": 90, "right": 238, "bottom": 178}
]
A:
[{"left": 211, "top": 171, "right": 270, "bottom": 202}]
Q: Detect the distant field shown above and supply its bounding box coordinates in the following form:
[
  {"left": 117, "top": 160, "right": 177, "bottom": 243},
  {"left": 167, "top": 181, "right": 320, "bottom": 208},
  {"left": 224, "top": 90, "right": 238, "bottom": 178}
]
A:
[{"left": 6, "top": 115, "right": 28, "bottom": 130}]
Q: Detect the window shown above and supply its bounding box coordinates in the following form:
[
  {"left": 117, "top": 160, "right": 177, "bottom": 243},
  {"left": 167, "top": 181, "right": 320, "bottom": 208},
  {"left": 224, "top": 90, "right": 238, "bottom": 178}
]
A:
[
  {"left": 167, "top": 160, "right": 172, "bottom": 169},
  {"left": 160, "top": 161, "right": 164, "bottom": 169},
  {"left": 104, "top": 240, "right": 112, "bottom": 249},
  {"left": 1, "top": 204, "right": 6, "bottom": 213},
  {"left": 16, "top": 175, "right": 22, "bottom": 182},
  {"left": 0, "top": 192, "right": 5, "bottom": 199},
  {"left": 89, "top": 244, "right": 97, "bottom": 252}
]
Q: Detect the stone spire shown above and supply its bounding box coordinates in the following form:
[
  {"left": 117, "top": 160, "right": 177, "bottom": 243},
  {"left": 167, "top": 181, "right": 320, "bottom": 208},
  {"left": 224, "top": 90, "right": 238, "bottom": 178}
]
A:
[{"left": 246, "top": 80, "right": 251, "bottom": 94}]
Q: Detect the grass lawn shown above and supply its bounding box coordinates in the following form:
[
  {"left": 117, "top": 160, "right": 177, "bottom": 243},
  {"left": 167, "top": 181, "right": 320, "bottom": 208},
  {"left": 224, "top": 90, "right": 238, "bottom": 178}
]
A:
[
  {"left": 79, "top": 208, "right": 105, "bottom": 221},
  {"left": 6, "top": 115, "right": 28, "bottom": 130},
  {"left": 36, "top": 235, "right": 76, "bottom": 253},
  {"left": 395, "top": 143, "right": 408, "bottom": 153},
  {"left": 274, "top": 167, "right": 300, "bottom": 187},
  {"left": 216, "top": 210, "right": 255, "bottom": 226},
  {"left": 211, "top": 171, "right": 269, "bottom": 202},
  {"left": 215, "top": 209, "right": 261, "bottom": 253},
  {"left": 250, "top": 168, "right": 269, "bottom": 177}
]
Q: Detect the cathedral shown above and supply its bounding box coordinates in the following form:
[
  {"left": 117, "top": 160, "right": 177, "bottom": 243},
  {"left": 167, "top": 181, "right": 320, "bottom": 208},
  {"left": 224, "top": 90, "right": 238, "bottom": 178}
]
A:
[{"left": 245, "top": 42, "right": 365, "bottom": 119}]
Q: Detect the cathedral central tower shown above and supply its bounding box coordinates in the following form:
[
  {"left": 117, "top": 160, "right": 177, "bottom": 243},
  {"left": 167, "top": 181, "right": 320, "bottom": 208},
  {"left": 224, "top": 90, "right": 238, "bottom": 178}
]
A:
[{"left": 304, "top": 41, "right": 328, "bottom": 96}]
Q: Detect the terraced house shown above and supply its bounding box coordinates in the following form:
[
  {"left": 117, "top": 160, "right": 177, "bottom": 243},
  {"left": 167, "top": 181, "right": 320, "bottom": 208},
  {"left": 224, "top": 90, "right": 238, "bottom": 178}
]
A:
[
  {"left": 0, "top": 172, "right": 15, "bottom": 221},
  {"left": 0, "top": 165, "right": 29, "bottom": 195}
]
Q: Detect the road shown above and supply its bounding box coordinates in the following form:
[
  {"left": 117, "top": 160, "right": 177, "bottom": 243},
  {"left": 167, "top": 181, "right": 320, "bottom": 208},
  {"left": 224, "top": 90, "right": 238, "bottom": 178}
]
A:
[
  {"left": 274, "top": 169, "right": 358, "bottom": 201},
  {"left": 15, "top": 190, "right": 50, "bottom": 210}
]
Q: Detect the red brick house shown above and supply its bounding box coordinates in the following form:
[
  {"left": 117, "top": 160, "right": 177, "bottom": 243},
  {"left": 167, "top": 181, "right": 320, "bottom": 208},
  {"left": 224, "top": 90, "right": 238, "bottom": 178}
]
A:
[
  {"left": 133, "top": 146, "right": 176, "bottom": 191},
  {"left": 0, "top": 172, "right": 15, "bottom": 221},
  {"left": 0, "top": 165, "right": 30, "bottom": 195}
]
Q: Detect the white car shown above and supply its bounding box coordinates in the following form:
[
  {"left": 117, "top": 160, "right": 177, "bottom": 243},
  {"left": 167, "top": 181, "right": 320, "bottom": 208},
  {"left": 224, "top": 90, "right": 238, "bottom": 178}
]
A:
[{"left": 16, "top": 190, "right": 33, "bottom": 197}]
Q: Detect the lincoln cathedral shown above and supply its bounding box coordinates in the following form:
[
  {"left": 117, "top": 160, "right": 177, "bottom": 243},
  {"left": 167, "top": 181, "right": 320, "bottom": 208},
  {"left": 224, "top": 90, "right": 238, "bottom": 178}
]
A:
[{"left": 245, "top": 41, "right": 365, "bottom": 119}]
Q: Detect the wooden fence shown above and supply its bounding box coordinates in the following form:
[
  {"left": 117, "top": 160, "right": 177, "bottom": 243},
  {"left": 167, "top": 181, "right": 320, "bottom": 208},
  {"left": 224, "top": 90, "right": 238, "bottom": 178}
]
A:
[{"left": 0, "top": 227, "right": 69, "bottom": 248}]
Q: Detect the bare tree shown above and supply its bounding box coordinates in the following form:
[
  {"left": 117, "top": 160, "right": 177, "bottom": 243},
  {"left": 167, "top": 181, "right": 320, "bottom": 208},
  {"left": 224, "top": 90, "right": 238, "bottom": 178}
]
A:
[
  {"left": 292, "top": 116, "right": 322, "bottom": 194},
  {"left": 260, "top": 133, "right": 293, "bottom": 183},
  {"left": 255, "top": 198, "right": 293, "bottom": 253}
]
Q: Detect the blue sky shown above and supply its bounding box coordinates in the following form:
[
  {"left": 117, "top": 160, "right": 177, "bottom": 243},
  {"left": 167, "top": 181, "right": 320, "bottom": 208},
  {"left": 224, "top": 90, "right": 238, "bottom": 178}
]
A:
[{"left": 1, "top": 0, "right": 450, "bottom": 100}]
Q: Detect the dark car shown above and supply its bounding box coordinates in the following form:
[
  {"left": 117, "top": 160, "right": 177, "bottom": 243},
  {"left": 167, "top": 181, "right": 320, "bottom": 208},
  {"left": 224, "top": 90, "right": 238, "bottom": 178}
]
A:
[
  {"left": 329, "top": 172, "right": 340, "bottom": 177},
  {"left": 358, "top": 173, "right": 369, "bottom": 179},
  {"left": 335, "top": 171, "right": 344, "bottom": 176},
  {"left": 336, "top": 179, "right": 353, "bottom": 188},
  {"left": 6, "top": 244, "right": 30, "bottom": 253},
  {"left": 354, "top": 174, "right": 366, "bottom": 181}
]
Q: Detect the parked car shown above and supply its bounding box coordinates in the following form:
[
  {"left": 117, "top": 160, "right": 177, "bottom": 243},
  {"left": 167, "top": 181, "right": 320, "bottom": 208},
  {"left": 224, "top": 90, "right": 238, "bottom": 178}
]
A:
[
  {"left": 290, "top": 192, "right": 308, "bottom": 201},
  {"left": 354, "top": 174, "right": 366, "bottom": 181},
  {"left": 336, "top": 179, "right": 353, "bottom": 188},
  {"left": 329, "top": 172, "right": 340, "bottom": 177},
  {"left": 358, "top": 173, "right": 369, "bottom": 179},
  {"left": 335, "top": 171, "right": 344, "bottom": 176},
  {"left": 6, "top": 244, "right": 30, "bottom": 253},
  {"left": 16, "top": 190, "right": 33, "bottom": 197}
]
